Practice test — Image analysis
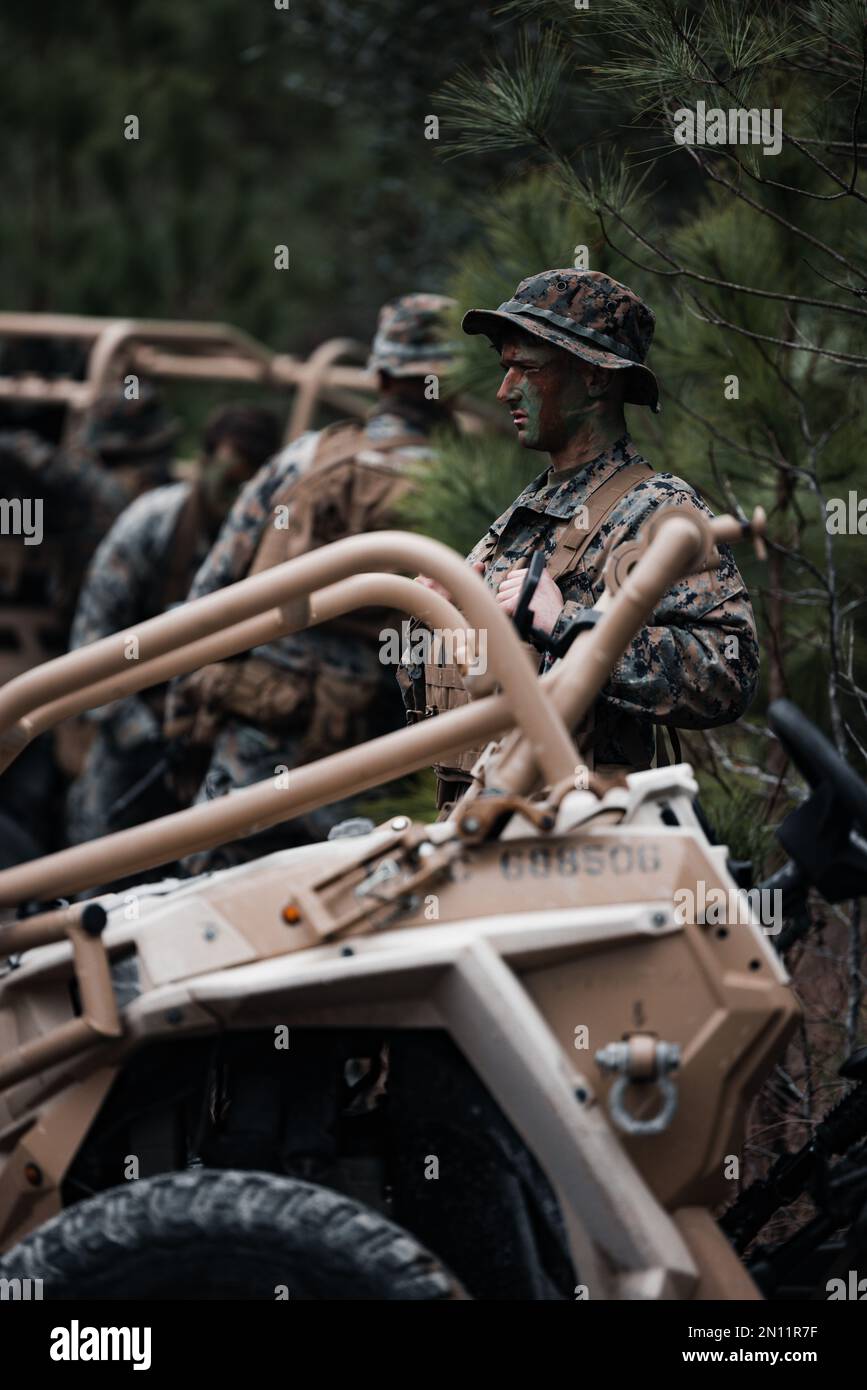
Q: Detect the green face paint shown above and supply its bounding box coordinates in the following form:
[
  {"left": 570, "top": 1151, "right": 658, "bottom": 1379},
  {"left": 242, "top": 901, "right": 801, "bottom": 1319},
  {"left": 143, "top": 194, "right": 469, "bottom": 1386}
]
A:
[
  {"left": 498, "top": 338, "right": 593, "bottom": 453},
  {"left": 200, "top": 441, "right": 256, "bottom": 524},
  {"left": 513, "top": 375, "right": 544, "bottom": 448}
]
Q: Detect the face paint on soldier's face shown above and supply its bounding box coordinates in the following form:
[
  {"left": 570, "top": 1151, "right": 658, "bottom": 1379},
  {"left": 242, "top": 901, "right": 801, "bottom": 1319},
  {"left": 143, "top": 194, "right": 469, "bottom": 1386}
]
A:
[
  {"left": 495, "top": 338, "right": 600, "bottom": 453},
  {"left": 494, "top": 333, "right": 628, "bottom": 469},
  {"left": 200, "top": 440, "right": 258, "bottom": 522}
]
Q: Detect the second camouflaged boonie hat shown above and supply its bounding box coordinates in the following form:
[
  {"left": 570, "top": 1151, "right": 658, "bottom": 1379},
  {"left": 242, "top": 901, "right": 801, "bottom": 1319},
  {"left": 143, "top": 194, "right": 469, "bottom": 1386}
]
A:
[
  {"left": 368, "top": 292, "right": 459, "bottom": 379},
  {"left": 81, "top": 382, "right": 182, "bottom": 460},
  {"left": 462, "top": 269, "right": 660, "bottom": 412}
]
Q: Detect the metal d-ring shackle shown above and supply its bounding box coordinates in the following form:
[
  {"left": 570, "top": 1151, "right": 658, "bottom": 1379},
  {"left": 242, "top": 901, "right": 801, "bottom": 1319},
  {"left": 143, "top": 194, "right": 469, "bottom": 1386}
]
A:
[{"left": 595, "top": 1040, "right": 681, "bottom": 1137}]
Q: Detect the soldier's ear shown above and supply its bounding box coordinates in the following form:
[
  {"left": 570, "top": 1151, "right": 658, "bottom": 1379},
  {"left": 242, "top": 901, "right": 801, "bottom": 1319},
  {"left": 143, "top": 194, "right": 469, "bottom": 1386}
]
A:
[
  {"left": 587, "top": 366, "right": 621, "bottom": 402},
  {"left": 584, "top": 365, "right": 608, "bottom": 399}
]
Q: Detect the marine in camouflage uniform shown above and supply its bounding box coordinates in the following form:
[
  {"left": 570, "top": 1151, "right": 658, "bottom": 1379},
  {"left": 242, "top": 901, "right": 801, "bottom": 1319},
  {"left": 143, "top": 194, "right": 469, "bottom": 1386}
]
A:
[
  {"left": 0, "top": 382, "right": 181, "bottom": 672},
  {"left": 0, "top": 383, "right": 181, "bottom": 860},
  {"left": 66, "top": 404, "right": 282, "bottom": 850},
  {"left": 67, "top": 381, "right": 181, "bottom": 489},
  {"left": 164, "top": 294, "right": 457, "bottom": 872},
  {"left": 399, "top": 269, "right": 759, "bottom": 809}
]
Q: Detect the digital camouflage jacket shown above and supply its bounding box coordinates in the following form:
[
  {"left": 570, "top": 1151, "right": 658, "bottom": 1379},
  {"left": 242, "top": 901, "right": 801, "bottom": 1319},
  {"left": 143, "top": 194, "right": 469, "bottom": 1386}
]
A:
[
  {"left": 400, "top": 434, "right": 759, "bottom": 780},
  {"left": 70, "top": 481, "right": 211, "bottom": 747}
]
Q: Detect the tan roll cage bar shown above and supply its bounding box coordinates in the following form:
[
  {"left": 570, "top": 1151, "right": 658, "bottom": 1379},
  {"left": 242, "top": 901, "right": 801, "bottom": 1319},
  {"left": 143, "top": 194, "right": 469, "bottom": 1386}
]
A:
[
  {"left": 0, "top": 510, "right": 766, "bottom": 908},
  {"left": 0, "top": 313, "right": 502, "bottom": 444}
]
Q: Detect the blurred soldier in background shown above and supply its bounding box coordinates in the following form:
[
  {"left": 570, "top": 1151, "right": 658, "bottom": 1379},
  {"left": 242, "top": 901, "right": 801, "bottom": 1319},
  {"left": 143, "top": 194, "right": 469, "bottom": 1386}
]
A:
[
  {"left": 65, "top": 402, "right": 282, "bottom": 850},
  {"left": 164, "top": 293, "right": 457, "bottom": 873},
  {"left": 0, "top": 382, "right": 181, "bottom": 864},
  {"left": 65, "top": 381, "right": 181, "bottom": 499},
  {"left": 0, "top": 382, "right": 181, "bottom": 677}
]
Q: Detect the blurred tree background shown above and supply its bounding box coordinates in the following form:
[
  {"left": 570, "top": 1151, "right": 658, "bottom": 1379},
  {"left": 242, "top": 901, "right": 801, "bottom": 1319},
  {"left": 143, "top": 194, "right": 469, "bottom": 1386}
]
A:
[{"left": 0, "top": 0, "right": 515, "bottom": 346}]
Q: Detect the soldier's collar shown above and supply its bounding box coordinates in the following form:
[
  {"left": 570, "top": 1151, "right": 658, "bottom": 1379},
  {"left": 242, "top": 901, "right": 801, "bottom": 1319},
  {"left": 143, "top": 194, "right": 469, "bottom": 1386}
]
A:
[
  {"left": 484, "top": 465, "right": 550, "bottom": 539},
  {"left": 544, "top": 434, "right": 633, "bottom": 485},
  {"left": 474, "top": 436, "right": 643, "bottom": 554},
  {"left": 539, "top": 435, "right": 636, "bottom": 517},
  {"left": 366, "top": 404, "right": 431, "bottom": 439}
]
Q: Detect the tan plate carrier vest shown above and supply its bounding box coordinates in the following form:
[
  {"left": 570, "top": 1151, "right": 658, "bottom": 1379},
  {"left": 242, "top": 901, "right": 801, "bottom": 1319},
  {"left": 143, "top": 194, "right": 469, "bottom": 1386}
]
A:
[
  {"left": 249, "top": 420, "right": 426, "bottom": 637},
  {"left": 425, "top": 459, "right": 655, "bottom": 784},
  {"left": 164, "top": 425, "right": 429, "bottom": 752}
]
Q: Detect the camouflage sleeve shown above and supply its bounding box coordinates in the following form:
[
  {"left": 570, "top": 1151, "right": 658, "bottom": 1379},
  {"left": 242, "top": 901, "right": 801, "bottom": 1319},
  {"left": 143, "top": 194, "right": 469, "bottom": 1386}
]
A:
[
  {"left": 47, "top": 444, "right": 130, "bottom": 534},
  {"left": 0, "top": 431, "right": 128, "bottom": 528},
  {"left": 186, "top": 433, "right": 318, "bottom": 601},
  {"left": 70, "top": 485, "right": 185, "bottom": 649},
  {"left": 552, "top": 478, "right": 759, "bottom": 728},
  {"left": 70, "top": 485, "right": 187, "bottom": 741},
  {"left": 165, "top": 434, "right": 318, "bottom": 737}
]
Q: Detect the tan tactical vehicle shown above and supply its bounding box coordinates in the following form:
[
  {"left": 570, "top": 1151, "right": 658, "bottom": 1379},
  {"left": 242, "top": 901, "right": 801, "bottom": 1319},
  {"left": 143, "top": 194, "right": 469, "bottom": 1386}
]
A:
[{"left": 0, "top": 503, "right": 865, "bottom": 1300}]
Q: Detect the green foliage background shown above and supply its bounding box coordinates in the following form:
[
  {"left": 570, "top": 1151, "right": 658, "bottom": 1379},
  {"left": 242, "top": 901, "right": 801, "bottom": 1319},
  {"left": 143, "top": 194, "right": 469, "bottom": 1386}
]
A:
[{"left": 0, "top": 0, "right": 511, "bottom": 345}]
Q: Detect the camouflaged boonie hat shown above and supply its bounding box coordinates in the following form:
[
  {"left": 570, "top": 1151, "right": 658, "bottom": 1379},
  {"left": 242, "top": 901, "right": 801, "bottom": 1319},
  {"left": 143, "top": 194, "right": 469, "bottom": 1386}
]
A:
[
  {"left": 368, "top": 293, "right": 459, "bottom": 378},
  {"left": 82, "top": 382, "right": 182, "bottom": 460},
  {"left": 462, "top": 269, "right": 660, "bottom": 412}
]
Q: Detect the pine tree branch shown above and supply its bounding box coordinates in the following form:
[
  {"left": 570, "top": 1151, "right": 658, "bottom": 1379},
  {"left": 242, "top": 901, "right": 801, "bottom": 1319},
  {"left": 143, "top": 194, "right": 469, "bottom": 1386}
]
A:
[
  {"left": 538, "top": 119, "right": 867, "bottom": 329},
  {"left": 794, "top": 4, "right": 866, "bottom": 65},
  {"left": 846, "top": 29, "right": 867, "bottom": 192},
  {"left": 677, "top": 288, "right": 867, "bottom": 365},
  {"left": 661, "top": 388, "right": 797, "bottom": 471},
  {"left": 683, "top": 142, "right": 867, "bottom": 282},
  {"left": 685, "top": 136, "right": 866, "bottom": 205},
  {"left": 664, "top": 0, "right": 867, "bottom": 203},
  {"left": 594, "top": 207, "right": 867, "bottom": 318}
]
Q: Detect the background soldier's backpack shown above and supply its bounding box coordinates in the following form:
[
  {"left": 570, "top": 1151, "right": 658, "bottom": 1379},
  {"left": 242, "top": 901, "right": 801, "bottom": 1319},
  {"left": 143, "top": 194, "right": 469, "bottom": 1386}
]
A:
[
  {"left": 250, "top": 420, "right": 424, "bottom": 590},
  {"left": 166, "top": 421, "right": 429, "bottom": 749}
]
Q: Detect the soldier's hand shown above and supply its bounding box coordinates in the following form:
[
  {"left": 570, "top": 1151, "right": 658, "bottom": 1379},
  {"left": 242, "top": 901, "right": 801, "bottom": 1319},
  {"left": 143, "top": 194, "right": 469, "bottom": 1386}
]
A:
[
  {"left": 414, "top": 574, "right": 452, "bottom": 601},
  {"left": 496, "top": 563, "right": 565, "bottom": 635},
  {"left": 414, "top": 562, "right": 485, "bottom": 605}
]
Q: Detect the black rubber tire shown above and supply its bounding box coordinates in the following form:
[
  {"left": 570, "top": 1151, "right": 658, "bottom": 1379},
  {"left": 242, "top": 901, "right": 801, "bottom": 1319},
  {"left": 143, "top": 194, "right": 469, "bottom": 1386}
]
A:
[{"left": 0, "top": 1169, "right": 466, "bottom": 1300}]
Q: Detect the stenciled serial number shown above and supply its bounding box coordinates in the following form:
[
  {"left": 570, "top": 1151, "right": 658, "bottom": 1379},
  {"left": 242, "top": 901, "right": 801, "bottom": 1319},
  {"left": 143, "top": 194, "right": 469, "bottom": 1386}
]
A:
[{"left": 499, "top": 842, "right": 662, "bottom": 880}]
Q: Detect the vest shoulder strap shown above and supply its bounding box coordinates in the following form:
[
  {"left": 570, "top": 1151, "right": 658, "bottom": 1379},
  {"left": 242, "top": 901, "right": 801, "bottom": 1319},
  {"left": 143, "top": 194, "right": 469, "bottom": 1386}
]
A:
[
  {"left": 162, "top": 485, "right": 202, "bottom": 610},
  {"left": 308, "top": 420, "right": 366, "bottom": 472},
  {"left": 309, "top": 421, "right": 426, "bottom": 474},
  {"left": 547, "top": 460, "right": 654, "bottom": 583}
]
